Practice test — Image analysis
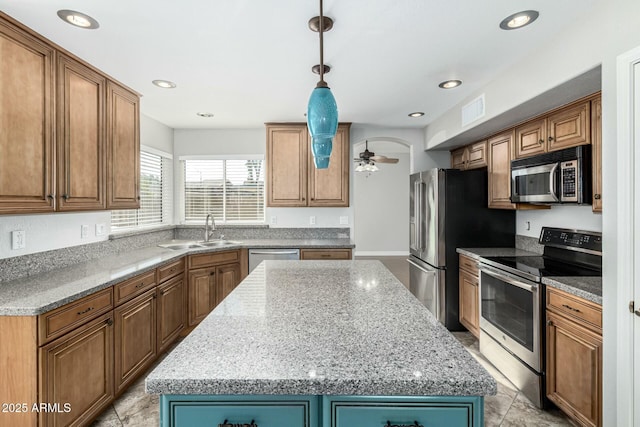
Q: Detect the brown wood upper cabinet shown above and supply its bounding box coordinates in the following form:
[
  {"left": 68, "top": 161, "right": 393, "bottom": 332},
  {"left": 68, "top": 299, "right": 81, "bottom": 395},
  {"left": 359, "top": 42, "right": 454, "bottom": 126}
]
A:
[
  {"left": 515, "top": 100, "right": 590, "bottom": 159},
  {"left": 450, "top": 140, "right": 487, "bottom": 170},
  {"left": 56, "top": 53, "right": 106, "bottom": 211},
  {"left": 106, "top": 82, "right": 140, "bottom": 209},
  {"left": 591, "top": 95, "right": 602, "bottom": 212},
  {"left": 0, "top": 12, "right": 140, "bottom": 214},
  {"left": 487, "top": 130, "right": 517, "bottom": 209},
  {"left": 0, "top": 17, "right": 56, "bottom": 214},
  {"left": 266, "top": 123, "right": 350, "bottom": 207}
]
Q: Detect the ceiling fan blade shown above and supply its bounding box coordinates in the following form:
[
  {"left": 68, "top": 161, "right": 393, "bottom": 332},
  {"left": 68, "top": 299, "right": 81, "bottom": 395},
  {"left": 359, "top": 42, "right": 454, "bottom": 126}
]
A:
[{"left": 370, "top": 155, "right": 399, "bottom": 164}]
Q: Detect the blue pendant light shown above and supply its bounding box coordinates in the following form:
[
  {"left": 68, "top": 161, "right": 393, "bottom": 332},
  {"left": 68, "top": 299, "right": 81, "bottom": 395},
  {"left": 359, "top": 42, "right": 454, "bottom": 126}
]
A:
[{"left": 307, "top": 0, "right": 338, "bottom": 169}]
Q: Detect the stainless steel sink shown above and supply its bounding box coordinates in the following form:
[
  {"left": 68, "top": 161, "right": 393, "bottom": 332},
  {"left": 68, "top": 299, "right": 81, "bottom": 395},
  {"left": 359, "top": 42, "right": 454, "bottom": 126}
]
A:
[
  {"left": 196, "top": 240, "right": 242, "bottom": 247},
  {"left": 158, "top": 239, "right": 242, "bottom": 250},
  {"left": 158, "top": 242, "right": 203, "bottom": 250}
]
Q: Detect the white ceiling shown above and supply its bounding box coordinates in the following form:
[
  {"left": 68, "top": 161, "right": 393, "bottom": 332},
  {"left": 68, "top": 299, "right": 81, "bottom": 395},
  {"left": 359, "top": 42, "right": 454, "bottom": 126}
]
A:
[{"left": 0, "top": 0, "right": 597, "bottom": 130}]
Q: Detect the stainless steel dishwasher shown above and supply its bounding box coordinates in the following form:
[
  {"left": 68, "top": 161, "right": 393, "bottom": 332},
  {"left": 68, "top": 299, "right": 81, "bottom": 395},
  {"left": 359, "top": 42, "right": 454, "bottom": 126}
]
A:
[{"left": 248, "top": 248, "right": 300, "bottom": 272}]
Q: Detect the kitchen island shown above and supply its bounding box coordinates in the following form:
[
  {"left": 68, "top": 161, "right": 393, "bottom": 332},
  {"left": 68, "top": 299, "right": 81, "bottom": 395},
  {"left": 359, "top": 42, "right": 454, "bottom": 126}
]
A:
[{"left": 145, "top": 260, "right": 495, "bottom": 427}]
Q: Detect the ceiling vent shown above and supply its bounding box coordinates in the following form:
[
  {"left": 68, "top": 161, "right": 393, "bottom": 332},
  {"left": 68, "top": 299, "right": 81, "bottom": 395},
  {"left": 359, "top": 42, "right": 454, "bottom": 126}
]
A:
[{"left": 461, "top": 94, "right": 485, "bottom": 127}]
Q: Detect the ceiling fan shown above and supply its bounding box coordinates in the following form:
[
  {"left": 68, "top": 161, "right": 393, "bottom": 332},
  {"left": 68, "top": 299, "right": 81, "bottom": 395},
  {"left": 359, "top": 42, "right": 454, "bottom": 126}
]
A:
[{"left": 354, "top": 141, "right": 399, "bottom": 172}]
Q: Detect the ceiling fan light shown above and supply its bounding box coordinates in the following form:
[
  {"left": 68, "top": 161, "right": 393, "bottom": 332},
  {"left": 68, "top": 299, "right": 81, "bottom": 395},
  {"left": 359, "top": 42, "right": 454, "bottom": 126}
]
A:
[
  {"left": 370, "top": 164, "right": 379, "bottom": 172},
  {"left": 355, "top": 163, "right": 365, "bottom": 172}
]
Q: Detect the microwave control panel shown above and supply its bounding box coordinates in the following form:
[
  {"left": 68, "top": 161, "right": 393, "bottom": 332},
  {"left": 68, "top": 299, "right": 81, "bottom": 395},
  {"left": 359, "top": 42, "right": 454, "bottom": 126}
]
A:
[{"left": 560, "top": 161, "right": 578, "bottom": 202}]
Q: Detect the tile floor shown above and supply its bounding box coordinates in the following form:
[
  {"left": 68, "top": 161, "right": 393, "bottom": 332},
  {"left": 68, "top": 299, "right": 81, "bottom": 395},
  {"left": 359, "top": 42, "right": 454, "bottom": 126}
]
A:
[{"left": 91, "top": 256, "right": 576, "bottom": 426}]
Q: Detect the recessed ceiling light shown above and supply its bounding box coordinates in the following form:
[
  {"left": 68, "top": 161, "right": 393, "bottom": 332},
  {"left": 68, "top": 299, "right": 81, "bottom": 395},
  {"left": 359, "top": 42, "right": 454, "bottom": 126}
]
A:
[
  {"left": 499, "top": 10, "right": 539, "bottom": 30},
  {"left": 438, "top": 80, "right": 462, "bottom": 89},
  {"left": 196, "top": 112, "right": 214, "bottom": 118},
  {"left": 57, "top": 10, "right": 99, "bottom": 29},
  {"left": 408, "top": 112, "right": 425, "bottom": 118},
  {"left": 152, "top": 80, "right": 177, "bottom": 89}
]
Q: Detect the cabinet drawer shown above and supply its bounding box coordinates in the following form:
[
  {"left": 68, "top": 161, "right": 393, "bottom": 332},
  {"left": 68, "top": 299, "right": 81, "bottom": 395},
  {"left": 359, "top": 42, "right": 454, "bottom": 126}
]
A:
[
  {"left": 547, "top": 288, "right": 602, "bottom": 330},
  {"left": 325, "top": 396, "right": 483, "bottom": 427},
  {"left": 300, "top": 249, "right": 352, "bottom": 260},
  {"left": 158, "top": 258, "right": 185, "bottom": 283},
  {"left": 114, "top": 270, "right": 157, "bottom": 306},
  {"left": 459, "top": 254, "right": 478, "bottom": 275},
  {"left": 161, "top": 395, "right": 319, "bottom": 427},
  {"left": 39, "top": 287, "right": 113, "bottom": 344},
  {"left": 189, "top": 250, "right": 240, "bottom": 269}
]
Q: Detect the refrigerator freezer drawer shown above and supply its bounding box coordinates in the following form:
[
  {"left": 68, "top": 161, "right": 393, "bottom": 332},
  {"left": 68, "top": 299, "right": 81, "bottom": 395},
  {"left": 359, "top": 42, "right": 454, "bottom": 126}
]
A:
[{"left": 407, "top": 256, "right": 446, "bottom": 323}]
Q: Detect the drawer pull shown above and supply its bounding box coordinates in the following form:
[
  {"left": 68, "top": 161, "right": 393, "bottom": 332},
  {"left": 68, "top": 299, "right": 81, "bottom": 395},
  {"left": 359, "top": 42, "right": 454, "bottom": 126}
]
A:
[
  {"left": 106, "top": 318, "right": 113, "bottom": 326},
  {"left": 385, "top": 422, "right": 423, "bottom": 427},
  {"left": 77, "top": 306, "right": 94, "bottom": 316},
  {"left": 169, "top": 268, "right": 176, "bottom": 273},
  {"left": 219, "top": 419, "right": 257, "bottom": 427},
  {"left": 561, "top": 303, "right": 582, "bottom": 313},
  {"left": 135, "top": 282, "right": 146, "bottom": 289},
  {"left": 321, "top": 254, "right": 331, "bottom": 257}
]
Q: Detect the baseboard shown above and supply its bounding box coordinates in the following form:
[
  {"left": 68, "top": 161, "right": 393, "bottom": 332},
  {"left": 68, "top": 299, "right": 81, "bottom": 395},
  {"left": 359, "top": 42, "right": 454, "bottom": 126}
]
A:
[{"left": 354, "top": 251, "right": 410, "bottom": 257}]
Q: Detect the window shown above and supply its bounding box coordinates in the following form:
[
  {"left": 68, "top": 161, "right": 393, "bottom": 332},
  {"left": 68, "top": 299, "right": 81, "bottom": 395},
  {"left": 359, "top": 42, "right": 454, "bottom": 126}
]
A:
[
  {"left": 111, "top": 149, "right": 173, "bottom": 230},
  {"left": 183, "top": 158, "right": 265, "bottom": 223}
]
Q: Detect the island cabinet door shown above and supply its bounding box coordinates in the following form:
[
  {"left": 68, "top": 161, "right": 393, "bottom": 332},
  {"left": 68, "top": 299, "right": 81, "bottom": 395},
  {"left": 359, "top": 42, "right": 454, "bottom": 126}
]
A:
[
  {"left": 323, "top": 396, "right": 484, "bottom": 427},
  {"left": 160, "top": 395, "right": 320, "bottom": 427}
]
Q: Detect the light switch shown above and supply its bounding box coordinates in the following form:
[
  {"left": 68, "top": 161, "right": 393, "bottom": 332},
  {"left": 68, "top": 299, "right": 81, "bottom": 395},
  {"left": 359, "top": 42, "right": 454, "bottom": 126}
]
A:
[
  {"left": 95, "top": 223, "right": 106, "bottom": 236},
  {"left": 81, "top": 225, "right": 89, "bottom": 239},
  {"left": 270, "top": 216, "right": 277, "bottom": 225},
  {"left": 339, "top": 216, "right": 349, "bottom": 225}
]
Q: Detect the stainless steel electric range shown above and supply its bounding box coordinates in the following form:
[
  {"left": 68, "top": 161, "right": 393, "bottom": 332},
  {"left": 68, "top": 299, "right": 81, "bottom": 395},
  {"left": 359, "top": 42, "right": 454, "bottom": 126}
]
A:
[{"left": 478, "top": 227, "right": 602, "bottom": 408}]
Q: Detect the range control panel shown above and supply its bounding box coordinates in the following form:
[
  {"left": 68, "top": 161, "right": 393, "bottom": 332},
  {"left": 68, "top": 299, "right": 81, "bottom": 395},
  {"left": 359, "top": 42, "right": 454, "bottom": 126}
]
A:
[{"left": 539, "top": 227, "right": 602, "bottom": 254}]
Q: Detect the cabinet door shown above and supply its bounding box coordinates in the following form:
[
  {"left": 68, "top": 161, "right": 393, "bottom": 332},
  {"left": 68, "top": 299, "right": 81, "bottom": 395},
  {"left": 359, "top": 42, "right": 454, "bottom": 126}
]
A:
[
  {"left": 188, "top": 267, "right": 217, "bottom": 326},
  {"left": 459, "top": 269, "right": 479, "bottom": 338},
  {"left": 157, "top": 274, "right": 186, "bottom": 354},
  {"left": 266, "top": 125, "right": 308, "bottom": 207},
  {"left": 450, "top": 147, "right": 467, "bottom": 169},
  {"left": 466, "top": 140, "right": 488, "bottom": 170},
  {"left": 591, "top": 96, "right": 602, "bottom": 212},
  {"left": 215, "top": 263, "right": 241, "bottom": 306},
  {"left": 547, "top": 101, "right": 590, "bottom": 152},
  {"left": 308, "top": 124, "right": 350, "bottom": 207},
  {"left": 56, "top": 53, "right": 106, "bottom": 211},
  {"left": 0, "top": 19, "right": 55, "bottom": 213},
  {"left": 546, "top": 310, "right": 602, "bottom": 427},
  {"left": 106, "top": 81, "right": 140, "bottom": 209},
  {"left": 39, "top": 312, "right": 114, "bottom": 427},
  {"left": 114, "top": 289, "right": 157, "bottom": 395},
  {"left": 487, "top": 131, "right": 516, "bottom": 209},
  {"left": 515, "top": 118, "right": 546, "bottom": 159}
]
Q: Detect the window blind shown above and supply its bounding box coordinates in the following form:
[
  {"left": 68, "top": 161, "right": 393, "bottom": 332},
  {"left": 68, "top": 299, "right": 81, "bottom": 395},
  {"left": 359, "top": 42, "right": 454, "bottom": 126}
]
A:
[
  {"left": 184, "top": 159, "right": 265, "bottom": 223},
  {"left": 111, "top": 151, "right": 172, "bottom": 229}
]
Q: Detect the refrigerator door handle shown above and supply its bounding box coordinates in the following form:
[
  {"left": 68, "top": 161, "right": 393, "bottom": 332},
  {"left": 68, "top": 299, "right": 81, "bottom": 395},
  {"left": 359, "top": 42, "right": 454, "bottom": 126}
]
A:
[
  {"left": 415, "top": 180, "right": 423, "bottom": 251},
  {"left": 407, "top": 258, "right": 436, "bottom": 275}
]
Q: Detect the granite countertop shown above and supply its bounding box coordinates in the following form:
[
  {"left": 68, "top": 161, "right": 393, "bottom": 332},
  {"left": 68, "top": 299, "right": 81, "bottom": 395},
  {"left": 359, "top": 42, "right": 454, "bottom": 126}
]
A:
[
  {"left": 145, "top": 260, "right": 497, "bottom": 397},
  {"left": 456, "top": 247, "right": 602, "bottom": 305},
  {"left": 0, "top": 238, "right": 354, "bottom": 316}
]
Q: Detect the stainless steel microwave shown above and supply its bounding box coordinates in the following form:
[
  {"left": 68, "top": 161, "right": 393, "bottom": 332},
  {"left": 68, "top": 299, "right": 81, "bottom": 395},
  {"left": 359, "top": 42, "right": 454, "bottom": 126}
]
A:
[{"left": 511, "top": 145, "right": 591, "bottom": 204}]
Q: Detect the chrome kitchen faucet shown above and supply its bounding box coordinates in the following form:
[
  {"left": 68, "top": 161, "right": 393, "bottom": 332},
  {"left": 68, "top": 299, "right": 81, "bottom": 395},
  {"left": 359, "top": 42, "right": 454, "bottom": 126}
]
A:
[{"left": 204, "top": 213, "right": 216, "bottom": 242}]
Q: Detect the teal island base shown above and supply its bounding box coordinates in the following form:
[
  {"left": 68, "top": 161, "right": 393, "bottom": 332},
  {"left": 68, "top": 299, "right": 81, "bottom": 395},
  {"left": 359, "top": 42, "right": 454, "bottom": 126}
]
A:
[{"left": 160, "top": 394, "right": 485, "bottom": 427}]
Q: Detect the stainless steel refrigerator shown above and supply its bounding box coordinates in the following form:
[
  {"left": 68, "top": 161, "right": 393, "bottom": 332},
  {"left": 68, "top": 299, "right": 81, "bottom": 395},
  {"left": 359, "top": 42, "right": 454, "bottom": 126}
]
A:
[{"left": 409, "top": 168, "right": 516, "bottom": 330}]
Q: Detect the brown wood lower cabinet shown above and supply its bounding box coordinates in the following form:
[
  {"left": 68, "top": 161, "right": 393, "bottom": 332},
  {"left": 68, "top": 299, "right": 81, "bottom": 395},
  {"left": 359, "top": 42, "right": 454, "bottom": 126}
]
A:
[
  {"left": 114, "top": 288, "right": 157, "bottom": 395},
  {"left": 157, "top": 273, "right": 186, "bottom": 354},
  {"left": 458, "top": 254, "right": 479, "bottom": 338},
  {"left": 546, "top": 288, "right": 602, "bottom": 427},
  {"left": 216, "top": 264, "right": 241, "bottom": 306},
  {"left": 300, "top": 248, "right": 352, "bottom": 260},
  {"left": 188, "top": 266, "right": 217, "bottom": 326},
  {"left": 39, "top": 312, "right": 114, "bottom": 427}
]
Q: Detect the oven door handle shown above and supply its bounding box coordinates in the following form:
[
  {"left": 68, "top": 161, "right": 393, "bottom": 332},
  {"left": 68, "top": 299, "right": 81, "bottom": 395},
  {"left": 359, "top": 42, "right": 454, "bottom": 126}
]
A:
[{"left": 480, "top": 265, "right": 537, "bottom": 293}]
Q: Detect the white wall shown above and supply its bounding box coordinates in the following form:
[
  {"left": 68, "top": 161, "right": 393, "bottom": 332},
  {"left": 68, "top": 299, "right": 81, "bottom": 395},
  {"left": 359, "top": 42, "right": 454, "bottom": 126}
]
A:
[
  {"left": 515, "top": 206, "right": 602, "bottom": 238},
  {"left": 354, "top": 143, "right": 410, "bottom": 255},
  {"left": 425, "top": 1, "right": 640, "bottom": 424},
  {"left": 0, "top": 114, "right": 174, "bottom": 260}
]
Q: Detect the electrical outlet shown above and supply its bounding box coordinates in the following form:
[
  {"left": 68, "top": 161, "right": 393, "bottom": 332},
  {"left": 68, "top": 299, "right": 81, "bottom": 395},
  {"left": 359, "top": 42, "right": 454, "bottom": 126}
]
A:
[
  {"left": 339, "top": 216, "right": 349, "bottom": 225},
  {"left": 270, "top": 216, "right": 277, "bottom": 225},
  {"left": 11, "top": 230, "right": 25, "bottom": 250},
  {"left": 309, "top": 216, "right": 316, "bottom": 225},
  {"left": 95, "top": 223, "right": 106, "bottom": 236},
  {"left": 81, "top": 225, "right": 89, "bottom": 239},
  {"left": 525, "top": 221, "right": 531, "bottom": 231}
]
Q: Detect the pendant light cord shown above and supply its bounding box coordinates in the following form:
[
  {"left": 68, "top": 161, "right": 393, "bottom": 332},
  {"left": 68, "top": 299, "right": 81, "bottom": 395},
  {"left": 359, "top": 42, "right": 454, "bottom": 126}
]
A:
[{"left": 318, "top": 0, "right": 326, "bottom": 86}]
